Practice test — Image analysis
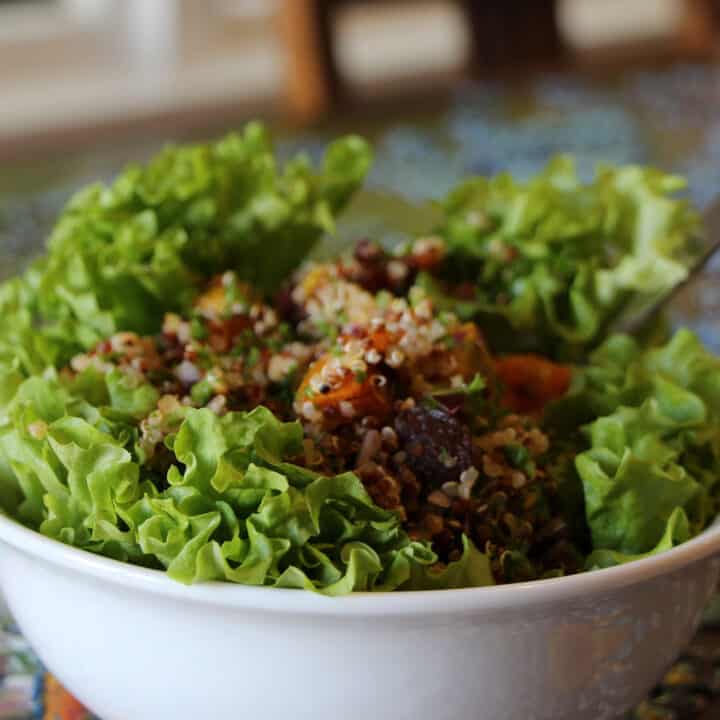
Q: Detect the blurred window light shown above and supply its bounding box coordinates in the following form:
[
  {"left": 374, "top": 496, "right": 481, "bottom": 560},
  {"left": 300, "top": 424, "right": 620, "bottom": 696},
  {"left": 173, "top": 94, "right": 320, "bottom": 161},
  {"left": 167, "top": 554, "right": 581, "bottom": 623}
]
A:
[
  {"left": 335, "top": 0, "right": 470, "bottom": 86},
  {"left": 214, "top": 0, "right": 278, "bottom": 20},
  {"left": 122, "top": 0, "right": 178, "bottom": 72},
  {"left": 0, "top": 0, "right": 113, "bottom": 41},
  {"left": 62, "top": 0, "right": 115, "bottom": 24},
  {"left": 0, "top": 0, "right": 281, "bottom": 137},
  {"left": 559, "top": 0, "right": 684, "bottom": 49}
]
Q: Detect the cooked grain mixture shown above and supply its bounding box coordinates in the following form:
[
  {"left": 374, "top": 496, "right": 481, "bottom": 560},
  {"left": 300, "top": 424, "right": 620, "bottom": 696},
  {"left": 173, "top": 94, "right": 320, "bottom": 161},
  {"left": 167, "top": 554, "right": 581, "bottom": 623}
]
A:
[{"left": 67, "top": 238, "right": 578, "bottom": 582}]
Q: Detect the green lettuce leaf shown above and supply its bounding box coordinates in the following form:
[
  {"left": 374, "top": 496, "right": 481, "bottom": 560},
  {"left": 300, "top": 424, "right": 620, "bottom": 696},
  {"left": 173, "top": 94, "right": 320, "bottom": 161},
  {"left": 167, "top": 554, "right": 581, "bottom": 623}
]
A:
[
  {"left": 0, "top": 276, "right": 74, "bottom": 378},
  {"left": 407, "top": 535, "right": 495, "bottom": 590},
  {"left": 546, "top": 329, "right": 720, "bottom": 558},
  {"left": 0, "top": 124, "right": 372, "bottom": 372},
  {"left": 425, "top": 156, "right": 699, "bottom": 358},
  {"left": 0, "top": 371, "right": 147, "bottom": 534},
  {"left": 585, "top": 506, "right": 690, "bottom": 569},
  {"left": 0, "top": 378, "right": 447, "bottom": 593},
  {"left": 157, "top": 407, "right": 438, "bottom": 592}
]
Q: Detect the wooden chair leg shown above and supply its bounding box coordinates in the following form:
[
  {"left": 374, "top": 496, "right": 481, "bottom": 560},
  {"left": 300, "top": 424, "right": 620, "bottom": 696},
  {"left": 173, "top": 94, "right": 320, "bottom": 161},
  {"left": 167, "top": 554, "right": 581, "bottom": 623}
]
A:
[
  {"left": 680, "top": 0, "right": 720, "bottom": 56},
  {"left": 460, "top": 0, "right": 565, "bottom": 72},
  {"left": 277, "top": 0, "right": 343, "bottom": 123}
]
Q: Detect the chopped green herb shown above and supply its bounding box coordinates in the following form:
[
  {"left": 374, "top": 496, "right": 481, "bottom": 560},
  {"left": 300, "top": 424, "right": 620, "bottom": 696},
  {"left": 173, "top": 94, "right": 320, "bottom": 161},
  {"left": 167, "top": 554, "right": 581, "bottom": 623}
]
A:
[
  {"left": 194, "top": 346, "right": 214, "bottom": 369},
  {"left": 190, "top": 378, "right": 215, "bottom": 405},
  {"left": 431, "top": 373, "right": 485, "bottom": 399},
  {"left": 375, "top": 290, "right": 392, "bottom": 309},
  {"left": 190, "top": 317, "right": 208, "bottom": 340},
  {"left": 524, "top": 459, "right": 536, "bottom": 480},
  {"left": 223, "top": 276, "right": 248, "bottom": 311},
  {"left": 246, "top": 346, "right": 261, "bottom": 368},
  {"left": 504, "top": 443, "right": 530, "bottom": 469},
  {"left": 421, "top": 395, "right": 443, "bottom": 410},
  {"left": 466, "top": 374, "right": 486, "bottom": 393},
  {"left": 278, "top": 322, "right": 292, "bottom": 340},
  {"left": 231, "top": 329, "right": 255, "bottom": 355},
  {"left": 315, "top": 321, "right": 339, "bottom": 342}
]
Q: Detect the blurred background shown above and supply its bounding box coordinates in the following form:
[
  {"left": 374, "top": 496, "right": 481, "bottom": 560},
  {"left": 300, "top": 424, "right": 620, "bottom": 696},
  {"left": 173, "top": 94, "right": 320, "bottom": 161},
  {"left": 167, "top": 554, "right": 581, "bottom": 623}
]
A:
[
  {"left": 4, "top": 0, "right": 720, "bottom": 306},
  {"left": 0, "top": 0, "right": 718, "bottom": 144}
]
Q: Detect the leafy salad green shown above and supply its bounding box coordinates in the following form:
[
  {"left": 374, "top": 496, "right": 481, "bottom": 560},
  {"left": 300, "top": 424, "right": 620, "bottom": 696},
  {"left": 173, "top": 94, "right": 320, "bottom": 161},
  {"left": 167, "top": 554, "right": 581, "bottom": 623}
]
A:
[
  {"left": 547, "top": 329, "right": 720, "bottom": 568},
  {"left": 420, "top": 156, "right": 700, "bottom": 358},
  {"left": 0, "top": 123, "right": 372, "bottom": 373},
  {"left": 0, "top": 124, "right": 716, "bottom": 594},
  {"left": 0, "top": 369, "right": 438, "bottom": 593}
]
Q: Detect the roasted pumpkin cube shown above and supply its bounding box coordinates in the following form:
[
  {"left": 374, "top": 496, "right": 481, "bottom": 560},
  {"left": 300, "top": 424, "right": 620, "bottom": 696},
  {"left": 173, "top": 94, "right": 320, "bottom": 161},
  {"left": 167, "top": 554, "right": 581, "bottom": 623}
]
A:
[
  {"left": 296, "top": 354, "right": 391, "bottom": 424},
  {"left": 495, "top": 354, "right": 572, "bottom": 414}
]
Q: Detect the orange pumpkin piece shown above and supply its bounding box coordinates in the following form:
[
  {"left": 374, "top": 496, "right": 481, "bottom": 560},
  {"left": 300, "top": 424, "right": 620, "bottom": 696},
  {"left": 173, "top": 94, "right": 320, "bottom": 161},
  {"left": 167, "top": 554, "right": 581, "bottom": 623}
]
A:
[
  {"left": 495, "top": 354, "right": 572, "bottom": 414},
  {"left": 194, "top": 277, "right": 256, "bottom": 316},
  {"left": 366, "top": 326, "right": 392, "bottom": 354},
  {"left": 296, "top": 354, "right": 391, "bottom": 423}
]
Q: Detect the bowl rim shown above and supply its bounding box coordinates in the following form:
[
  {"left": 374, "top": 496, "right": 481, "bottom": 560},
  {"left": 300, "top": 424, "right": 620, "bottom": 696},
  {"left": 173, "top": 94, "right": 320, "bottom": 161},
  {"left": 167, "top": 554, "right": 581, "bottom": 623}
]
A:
[{"left": 1, "top": 511, "right": 719, "bottom": 617}]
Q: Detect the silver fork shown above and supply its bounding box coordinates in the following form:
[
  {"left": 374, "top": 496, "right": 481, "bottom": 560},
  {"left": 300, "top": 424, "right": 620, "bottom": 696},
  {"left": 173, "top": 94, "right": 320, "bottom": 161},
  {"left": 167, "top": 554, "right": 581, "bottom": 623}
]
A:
[{"left": 615, "top": 197, "right": 720, "bottom": 336}]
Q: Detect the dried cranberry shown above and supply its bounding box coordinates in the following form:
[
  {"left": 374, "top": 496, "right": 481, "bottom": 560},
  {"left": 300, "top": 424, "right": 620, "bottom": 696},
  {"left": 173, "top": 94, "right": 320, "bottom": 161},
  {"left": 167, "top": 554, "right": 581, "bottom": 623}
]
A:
[
  {"left": 354, "top": 238, "right": 385, "bottom": 264},
  {"left": 394, "top": 405, "right": 472, "bottom": 487},
  {"left": 157, "top": 333, "right": 184, "bottom": 364},
  {"left": 352, "top": 244, "right": 389, "bottom": 293},
  {"left": 274, "top": 284, "right": 306, "bottom": 325}
]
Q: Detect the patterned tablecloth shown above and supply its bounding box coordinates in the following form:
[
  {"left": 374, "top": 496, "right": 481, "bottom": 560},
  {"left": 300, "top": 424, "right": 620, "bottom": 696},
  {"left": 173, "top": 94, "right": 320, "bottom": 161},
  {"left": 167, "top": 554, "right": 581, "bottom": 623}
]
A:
[{"left": 4, "top": 64, "right": 720, "bottom": 719}]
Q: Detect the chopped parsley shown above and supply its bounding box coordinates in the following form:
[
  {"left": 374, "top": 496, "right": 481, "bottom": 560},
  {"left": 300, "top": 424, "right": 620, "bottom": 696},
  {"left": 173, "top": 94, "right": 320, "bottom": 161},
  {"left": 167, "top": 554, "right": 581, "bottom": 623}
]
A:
[
  {"left": 190, "top": 316, "right": 208, "bottom": 340},
  {"left": 246, "top": 346, "right": 261, "bottom": 368},
  {"left": 190, "top": 378, "right": 215, "bottom": 405}
]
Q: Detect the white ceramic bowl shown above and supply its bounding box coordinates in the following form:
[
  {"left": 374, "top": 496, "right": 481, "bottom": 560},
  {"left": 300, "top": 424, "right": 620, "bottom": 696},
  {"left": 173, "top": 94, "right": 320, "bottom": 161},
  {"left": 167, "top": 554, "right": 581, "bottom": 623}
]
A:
[{"left": 1, "top": 513, "right": 719, "bottom": 720}]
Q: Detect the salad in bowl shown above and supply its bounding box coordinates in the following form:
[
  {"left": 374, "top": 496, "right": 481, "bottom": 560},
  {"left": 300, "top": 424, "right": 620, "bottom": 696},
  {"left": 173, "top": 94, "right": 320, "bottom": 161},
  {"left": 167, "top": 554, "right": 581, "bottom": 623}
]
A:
[
  {"left": 4, "top": 124, "right": 720, "bottom": 720},
  {"left": 0, "top": 123, "right": 717, "bottom": 596}
]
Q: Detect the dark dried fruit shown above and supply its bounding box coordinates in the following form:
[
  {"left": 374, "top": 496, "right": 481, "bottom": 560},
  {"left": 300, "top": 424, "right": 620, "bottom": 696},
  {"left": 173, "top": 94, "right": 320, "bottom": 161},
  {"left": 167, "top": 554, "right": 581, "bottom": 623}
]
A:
[
  {"left": 354, "top": 238, "right": 385, "bottom": 264},
  {"left": 274, "top": 283, "right": 306, "bottom": 326},
  {"left": 394, "top": 405, "right": 472, "bottom": 487},
  {"left": 346, "top": 238, "right": 416, "bottom": 294},
  {"left": 350, "top": 239, "right": 391, "bottom": 293}
]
